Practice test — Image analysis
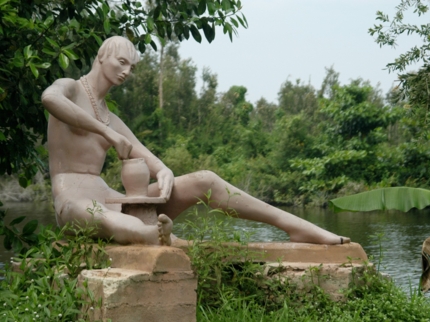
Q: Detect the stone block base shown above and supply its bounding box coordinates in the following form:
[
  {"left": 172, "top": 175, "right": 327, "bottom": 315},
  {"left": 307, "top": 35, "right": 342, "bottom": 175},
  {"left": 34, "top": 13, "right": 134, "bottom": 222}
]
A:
[
  {"left": 79, "top": 246, "right": 197, "bottom": 322},
  {"left": 172, "top": 240, "right": 369, "bottom": 301},
  {"left": 262, "top": 261, "right": 369, "bottom": 301}
]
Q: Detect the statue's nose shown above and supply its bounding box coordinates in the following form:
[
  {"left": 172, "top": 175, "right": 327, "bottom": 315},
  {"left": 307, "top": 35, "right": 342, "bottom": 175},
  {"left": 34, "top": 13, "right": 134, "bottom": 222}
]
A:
[{"left": 123, "top": 67, "right": 132, "bottom": 77}]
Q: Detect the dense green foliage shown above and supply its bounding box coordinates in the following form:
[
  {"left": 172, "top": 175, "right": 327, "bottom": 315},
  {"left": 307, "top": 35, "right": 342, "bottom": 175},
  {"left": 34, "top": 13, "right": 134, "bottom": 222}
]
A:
[{"left": 0, "top": 0, "right": 246, "bottom": 187}]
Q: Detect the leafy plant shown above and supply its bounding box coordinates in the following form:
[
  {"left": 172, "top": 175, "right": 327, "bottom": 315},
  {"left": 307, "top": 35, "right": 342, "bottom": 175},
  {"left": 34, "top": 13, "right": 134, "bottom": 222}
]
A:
[
  {"left": 369, "top": 0, "right": 429, "bottom": 74},
  {"left": 369, "top": 1, "right": 430, "bottom": 134},
  {"left": 0, "top": 202, "right": 112, "bottom": 321},
  {"left": 0, "top": 201, "right": 39, "bottom": 255},
  {"left": 179, "top": 190, "right": 260, "bottom": 306}
]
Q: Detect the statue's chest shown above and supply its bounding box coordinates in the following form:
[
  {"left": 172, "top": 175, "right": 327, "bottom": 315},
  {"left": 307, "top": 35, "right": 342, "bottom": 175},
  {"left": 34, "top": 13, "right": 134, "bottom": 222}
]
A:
[
  {"left": 66, "top": 124, "right": 110, "bottom": 151},
  {"left": 66, "top": 97, "right": 110, "bottom": 149},
  {"left": 75, "top": 96, "right": 97, "bottom": 120}
]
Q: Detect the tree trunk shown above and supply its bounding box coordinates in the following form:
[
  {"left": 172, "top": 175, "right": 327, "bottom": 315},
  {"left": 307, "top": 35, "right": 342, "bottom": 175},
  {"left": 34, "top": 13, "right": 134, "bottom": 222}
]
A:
[{"left": 158, "top": 45, "right": 164, "bottom": 110}]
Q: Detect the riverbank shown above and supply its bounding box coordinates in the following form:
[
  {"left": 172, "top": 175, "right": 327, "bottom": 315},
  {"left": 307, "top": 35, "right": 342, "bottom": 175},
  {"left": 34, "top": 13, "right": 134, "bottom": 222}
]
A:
[{"left": 0, "top": 174, "right": 51, "bottom": 202}]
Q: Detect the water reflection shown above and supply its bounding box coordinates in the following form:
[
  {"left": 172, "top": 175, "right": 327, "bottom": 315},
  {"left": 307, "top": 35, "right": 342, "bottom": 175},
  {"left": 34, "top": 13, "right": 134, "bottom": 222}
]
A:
[{"left": 1, "top": 201, "right": 429, "bottom": 292}]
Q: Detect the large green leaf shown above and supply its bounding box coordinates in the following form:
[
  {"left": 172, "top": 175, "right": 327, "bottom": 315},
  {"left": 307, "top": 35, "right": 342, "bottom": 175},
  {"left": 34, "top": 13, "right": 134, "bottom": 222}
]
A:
[
  {"left": 22, "top": 219, "right": 38, "bottom": 236},
  {"left": 329, "top": 187, "right": 430, "bottom": 213}
]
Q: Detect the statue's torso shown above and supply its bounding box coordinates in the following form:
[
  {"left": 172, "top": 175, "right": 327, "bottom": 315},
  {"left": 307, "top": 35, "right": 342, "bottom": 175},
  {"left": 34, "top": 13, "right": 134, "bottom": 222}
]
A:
[{"left": 47, "top": 80, "right": 113, "bottom": 196}]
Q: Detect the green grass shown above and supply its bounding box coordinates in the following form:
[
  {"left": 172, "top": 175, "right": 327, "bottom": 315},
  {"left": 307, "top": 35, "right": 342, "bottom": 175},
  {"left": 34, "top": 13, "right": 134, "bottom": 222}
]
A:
[{"left": 196, "top": 280, "right": 430, "bottom": 321}]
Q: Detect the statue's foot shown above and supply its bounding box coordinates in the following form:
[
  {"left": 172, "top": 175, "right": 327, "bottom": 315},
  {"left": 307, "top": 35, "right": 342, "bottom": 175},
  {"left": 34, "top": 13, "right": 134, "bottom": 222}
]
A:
[
  {"left": 157, "top": 214, "right": 173, "bottom": 246},
  {"left": 339, "top": 237, "right": 350, "bottom": 245},
  {"left": 289, "top": 229, "right": 350, "bottom": 245}
]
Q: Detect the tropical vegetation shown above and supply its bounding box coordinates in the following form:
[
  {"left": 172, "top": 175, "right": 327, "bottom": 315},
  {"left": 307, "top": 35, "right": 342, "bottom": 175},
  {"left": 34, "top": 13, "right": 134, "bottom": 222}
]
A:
[{"left": 98, "top": 49, "right": 430, "bottom": 207}]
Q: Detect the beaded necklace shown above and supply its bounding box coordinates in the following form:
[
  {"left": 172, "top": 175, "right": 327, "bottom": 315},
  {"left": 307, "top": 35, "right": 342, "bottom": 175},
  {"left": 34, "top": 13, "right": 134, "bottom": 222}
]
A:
[{"left": 80, "top": 75, "right": 110, "bottom": 125}]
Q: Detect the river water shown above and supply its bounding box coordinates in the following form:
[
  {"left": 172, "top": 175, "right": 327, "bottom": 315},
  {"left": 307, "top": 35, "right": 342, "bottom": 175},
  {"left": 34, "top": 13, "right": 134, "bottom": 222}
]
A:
[{"left": 1, "top": 201, "right": 429, "bottom": 293}]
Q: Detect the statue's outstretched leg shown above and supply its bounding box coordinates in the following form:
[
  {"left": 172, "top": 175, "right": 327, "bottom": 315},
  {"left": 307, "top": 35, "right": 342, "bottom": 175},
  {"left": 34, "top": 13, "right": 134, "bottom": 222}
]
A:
[{"left": 152, "top": 171, "right": 350, "bottom": 245}]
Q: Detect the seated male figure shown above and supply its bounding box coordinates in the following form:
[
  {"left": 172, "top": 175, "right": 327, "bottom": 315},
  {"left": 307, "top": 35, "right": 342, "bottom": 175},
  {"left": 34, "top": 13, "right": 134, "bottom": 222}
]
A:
[{"left": 42, "top": 36, "right": 350, "bottom": 246}]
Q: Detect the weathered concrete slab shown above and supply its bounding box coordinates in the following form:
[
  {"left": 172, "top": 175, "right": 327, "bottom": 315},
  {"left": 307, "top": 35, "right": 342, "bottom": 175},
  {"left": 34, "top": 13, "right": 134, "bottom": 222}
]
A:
[
  {"left": 172, "top": 239, "right": 368, "bottom": 264},
  {"left": 246, "top": 242, "right": 368, "bottom": 264}
]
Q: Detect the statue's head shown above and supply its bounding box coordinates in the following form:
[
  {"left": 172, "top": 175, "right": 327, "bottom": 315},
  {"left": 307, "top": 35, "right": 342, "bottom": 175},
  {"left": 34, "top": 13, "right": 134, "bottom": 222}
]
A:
[{"left": 95, "top": 36, "right": 140, "bottom": 66}]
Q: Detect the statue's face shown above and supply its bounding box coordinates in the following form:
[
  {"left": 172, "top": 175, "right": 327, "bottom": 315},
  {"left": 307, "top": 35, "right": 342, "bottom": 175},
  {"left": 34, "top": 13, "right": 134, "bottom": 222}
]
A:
[{"left": 101, "top": 45, "right": 136, "bottom": 86}]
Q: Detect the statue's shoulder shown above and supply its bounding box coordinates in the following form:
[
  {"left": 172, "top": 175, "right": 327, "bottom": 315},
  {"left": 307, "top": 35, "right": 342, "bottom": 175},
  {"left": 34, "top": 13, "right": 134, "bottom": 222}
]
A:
[
  {"left": 45, "top": 78, "right": 80, "bottom": 98},
  {"left": 50, "top": 77, "right": 79, "bottom": 89}
]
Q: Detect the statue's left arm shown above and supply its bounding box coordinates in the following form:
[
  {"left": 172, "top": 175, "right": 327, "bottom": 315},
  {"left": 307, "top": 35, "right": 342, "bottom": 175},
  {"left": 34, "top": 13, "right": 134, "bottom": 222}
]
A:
[{"left": 110, "top": 113, "right": 174, "bottom": 200}]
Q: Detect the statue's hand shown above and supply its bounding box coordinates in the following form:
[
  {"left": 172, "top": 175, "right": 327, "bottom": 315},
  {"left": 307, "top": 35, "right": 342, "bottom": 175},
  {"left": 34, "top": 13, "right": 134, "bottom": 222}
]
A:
[
  {"left": 105, "top": 128, "right": 133, "bottom": 159},
  {"left": 157, "top": 168, "right": 174, "bottom": 201}
]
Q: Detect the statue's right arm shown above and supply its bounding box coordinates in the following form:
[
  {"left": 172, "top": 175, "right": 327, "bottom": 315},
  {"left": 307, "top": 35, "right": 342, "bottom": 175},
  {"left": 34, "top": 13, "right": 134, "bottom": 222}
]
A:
[
  {"left": 41, "top": 79, "right": 132, "bottom": 158},
  {"left": 42, "top": 78, "right": 108, "bottom": 135}
]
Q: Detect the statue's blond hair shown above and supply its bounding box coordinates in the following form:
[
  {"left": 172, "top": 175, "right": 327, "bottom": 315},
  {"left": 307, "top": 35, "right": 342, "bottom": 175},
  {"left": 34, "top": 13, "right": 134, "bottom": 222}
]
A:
[{"left": 95, "top": 36, "right": 140, "bottom": 66}]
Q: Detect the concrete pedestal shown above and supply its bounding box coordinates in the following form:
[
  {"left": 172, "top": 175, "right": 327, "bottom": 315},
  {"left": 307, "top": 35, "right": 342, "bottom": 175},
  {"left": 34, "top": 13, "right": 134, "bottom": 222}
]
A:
[
  {"left": 79, "top": 246, "right": 197, "bottom": 322},
  {"left": 173, "top": 239, "right": 369, "bottom": 301},
  {"left": 77, "top": 241, "right": 370, "bottom": 321}
]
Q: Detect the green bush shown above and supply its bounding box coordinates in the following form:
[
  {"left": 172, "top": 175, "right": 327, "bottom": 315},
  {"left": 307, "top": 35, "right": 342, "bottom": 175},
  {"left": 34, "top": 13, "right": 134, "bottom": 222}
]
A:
[{"left": 0, "top": 202, "right": 112, "bottom": 322}]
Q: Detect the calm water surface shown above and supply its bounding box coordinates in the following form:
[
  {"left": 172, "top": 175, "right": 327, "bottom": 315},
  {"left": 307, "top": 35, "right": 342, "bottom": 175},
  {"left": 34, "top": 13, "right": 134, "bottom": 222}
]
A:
[{"left": 1, "top": 201, "right": 429, "bottom": 292}]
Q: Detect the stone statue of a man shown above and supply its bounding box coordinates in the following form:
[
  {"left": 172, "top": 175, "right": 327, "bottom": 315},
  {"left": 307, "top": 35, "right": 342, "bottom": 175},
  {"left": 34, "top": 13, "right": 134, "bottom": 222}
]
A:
[{"left": 42, "top": 36, "right": 349, "bottom": 246}]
